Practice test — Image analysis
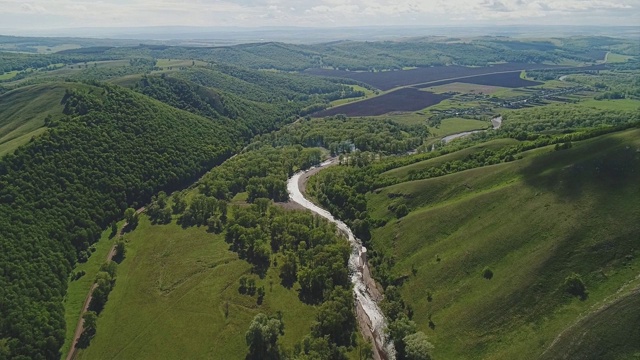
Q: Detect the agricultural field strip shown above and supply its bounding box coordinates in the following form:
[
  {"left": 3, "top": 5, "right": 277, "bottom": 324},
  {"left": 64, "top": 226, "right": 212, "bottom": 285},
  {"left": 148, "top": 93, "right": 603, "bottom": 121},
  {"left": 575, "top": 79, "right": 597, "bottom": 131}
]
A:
[
  {"left": 314, "top": 71, "right": 544, "bottom": 117},
  {"left": 305, "top": 63, "right": 566, "bottom": 90},
  {"left": 316, "top": 69, "right": 558, "bottom": 117},
  {"left": 314, "top": 88, "right": 450, "bottom": 117},
  {"left": 316, "top": 63, "right": 609, "bottom": 117}
]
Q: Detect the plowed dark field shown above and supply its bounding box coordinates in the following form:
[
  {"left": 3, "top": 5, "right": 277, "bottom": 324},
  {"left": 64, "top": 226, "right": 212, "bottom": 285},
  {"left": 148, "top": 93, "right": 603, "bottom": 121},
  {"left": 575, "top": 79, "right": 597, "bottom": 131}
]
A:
[
  {"left": 306, "top": 63, "right": 560, "bottom": 90},
  {"left": 417, "top": 71, "right": 542, "bottom": 88},
  {"left": 314, "top": 88, "right": 450, "bottom": 117}
]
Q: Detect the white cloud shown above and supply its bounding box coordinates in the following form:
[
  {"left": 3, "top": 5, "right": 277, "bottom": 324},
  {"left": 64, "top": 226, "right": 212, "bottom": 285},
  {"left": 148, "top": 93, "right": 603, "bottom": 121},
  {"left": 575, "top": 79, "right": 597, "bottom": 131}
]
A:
[{"left": 0, "top": 0, "right": 637, "bottom": 29}]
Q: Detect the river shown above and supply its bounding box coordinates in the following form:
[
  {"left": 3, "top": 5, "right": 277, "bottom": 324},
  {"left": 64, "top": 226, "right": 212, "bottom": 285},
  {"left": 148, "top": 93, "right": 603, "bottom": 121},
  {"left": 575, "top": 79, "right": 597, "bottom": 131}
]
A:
[{"left": 287, "top": 161, "right": 395, "bottom": 360}]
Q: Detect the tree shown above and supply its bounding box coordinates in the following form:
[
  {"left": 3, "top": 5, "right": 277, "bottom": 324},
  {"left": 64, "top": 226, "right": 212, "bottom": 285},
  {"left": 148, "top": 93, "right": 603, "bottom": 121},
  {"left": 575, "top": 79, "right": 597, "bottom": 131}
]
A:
[
  {"left": 245, "top": 313, "right": 284, "bottom": 360},
  {"left": 172, "top": 193, "right": 187, "bottom": 214},
  {"left": 482, "top": 266, "right": 493, "bottom": 280},
  {"left": 564, "top": 272, "right": 588, "bottom": 300},
  {"left": 90, "top": 270, "right": 116, "bottom": 313},
  {"left": 114, "top": 239, "right": 126, "bottom": 263},
  {"left": 311, "top": 287, "right": 356, "bottom": 347},
  {"left": 403, "top": 332, "right": 434, "bottom": 360},
  {"left": 295, "top": 335, "right": 348, "bottom": 360},
  {"left": 124, "top": 207, "right": 139, "bottom": 228},
  {"left": 395, "top": 204, "right": 409, "bottom": 218},
  {"left": 109, "top": 222, "right": 118, "bottom": 238},
  {"left": 359, "top": 340, "right": 374, "bottom": 360},
  {"left": 77, "top": 311, "right": 98, "bottom": 349},
  {"left": 387, "top": 317, "right": 417, "bottom": 359},
  {"left": 279, "top": 252, "right": 297, "bottom": 288}
]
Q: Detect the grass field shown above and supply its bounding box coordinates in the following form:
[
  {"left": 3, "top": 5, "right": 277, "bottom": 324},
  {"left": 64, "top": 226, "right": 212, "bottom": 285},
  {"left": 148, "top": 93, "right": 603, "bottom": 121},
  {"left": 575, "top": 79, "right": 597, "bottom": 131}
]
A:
[
  {"left": 368, "top": 129, "right": 640, "bottom": 359},
  {"left": 0, "top": 71, "right": 19, "bottom": 80},
  {"left": 577, "top": 98, "right": 640, "bottom": 111},
  {"left": 428, "top": 118, "right": 491, "bottom": 137},
  {"left": 34, "top": 44, "right": 82, "bottom": 53},
  {"left": 0, "top": 82, "right": 97, "bottom": 156},
  {"left": 76, "top": 215, "right": 327, "bottom": 360},
  {"left": 606, "top": 53, "right": 634, "bottom": 63},
  {"left": 61, "top": 221, "right": 123, "bottom": 358},
  {"left": 422, "top": 82, "right": 504, "bottom": 95}
]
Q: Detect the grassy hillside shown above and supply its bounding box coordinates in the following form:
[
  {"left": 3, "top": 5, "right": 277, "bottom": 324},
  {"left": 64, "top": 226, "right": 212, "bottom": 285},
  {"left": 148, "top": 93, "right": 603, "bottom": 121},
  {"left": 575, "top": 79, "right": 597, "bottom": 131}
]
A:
[
  {"left": 0, "top": 82, "right": 95, "bottom": 156},
  {"left": 367, "top": 129, "right": 640, "bottom": 359}
]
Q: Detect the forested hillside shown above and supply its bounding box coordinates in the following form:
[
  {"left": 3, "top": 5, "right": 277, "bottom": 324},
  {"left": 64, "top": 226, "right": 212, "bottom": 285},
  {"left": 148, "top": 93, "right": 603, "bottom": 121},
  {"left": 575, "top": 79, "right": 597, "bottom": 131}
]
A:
[
  {"left": 0, "top": 83, "right": 256, "bottom": 359},
  {"left": 52, "top": 36, "right": 637, "bottom": 71}
]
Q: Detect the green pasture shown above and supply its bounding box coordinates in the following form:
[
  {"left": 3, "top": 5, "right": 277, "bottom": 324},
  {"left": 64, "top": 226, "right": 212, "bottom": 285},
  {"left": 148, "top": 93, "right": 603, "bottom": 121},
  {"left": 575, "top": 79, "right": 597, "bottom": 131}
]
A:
[{"left": 76, "top": 216, "right": 322, "bottom": 360}]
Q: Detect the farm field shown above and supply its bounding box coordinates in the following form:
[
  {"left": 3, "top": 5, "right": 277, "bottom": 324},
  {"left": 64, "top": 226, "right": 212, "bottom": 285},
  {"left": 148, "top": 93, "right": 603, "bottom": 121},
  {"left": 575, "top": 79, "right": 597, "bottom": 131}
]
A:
[
  {"left": 306, "top": 63, "right": 562, "bottom": 91},
  {"left": 416, "top": 71, "right": 542, "bottom": 89},
  {"left": 367, "top": 129, "right": 640, "bottom": 359},
  {"left": 314, "top": 88, "right": 450, "bottom": 117},
  {"left": 314, "top": 70, "right": 546, "bottom": 117}
]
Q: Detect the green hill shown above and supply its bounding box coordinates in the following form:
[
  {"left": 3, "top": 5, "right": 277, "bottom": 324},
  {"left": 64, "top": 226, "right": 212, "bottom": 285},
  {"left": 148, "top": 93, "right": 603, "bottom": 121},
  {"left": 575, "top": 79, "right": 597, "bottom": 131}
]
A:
[
  {"left": 366, "top": 128, "right": 640, "bottom": 359},
  {"left": 132, "top": 75, "right": 292, "bottom": 138},
  {"left": 0, "top": 82, "right": 245, "bottom": 359},
  {"left": 0, "top": 82, "right": 96, "bottom": 156}
]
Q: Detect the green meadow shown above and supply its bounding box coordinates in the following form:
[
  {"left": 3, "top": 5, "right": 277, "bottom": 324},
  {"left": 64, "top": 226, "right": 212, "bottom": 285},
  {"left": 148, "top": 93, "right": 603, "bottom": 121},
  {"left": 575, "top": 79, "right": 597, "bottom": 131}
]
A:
[{"left": 75, "top": 214, "right": 345, "bottom": 359}]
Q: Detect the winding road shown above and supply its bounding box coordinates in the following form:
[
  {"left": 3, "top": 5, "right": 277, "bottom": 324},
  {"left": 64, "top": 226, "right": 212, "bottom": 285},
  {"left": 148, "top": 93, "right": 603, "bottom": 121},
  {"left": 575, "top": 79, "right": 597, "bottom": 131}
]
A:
[{"left": 288, "top": 160, "right": 395, "bottom": 360}]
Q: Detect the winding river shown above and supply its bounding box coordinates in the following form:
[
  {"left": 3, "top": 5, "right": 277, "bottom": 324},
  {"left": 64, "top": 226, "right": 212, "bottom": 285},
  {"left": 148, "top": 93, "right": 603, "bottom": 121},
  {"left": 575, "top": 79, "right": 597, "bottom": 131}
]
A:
[
  {"left": 287, "top": 161, "right": 395, "bottom": 360},
  {"left": 286, "top": 116, "right": 503, "bottom": 358}
]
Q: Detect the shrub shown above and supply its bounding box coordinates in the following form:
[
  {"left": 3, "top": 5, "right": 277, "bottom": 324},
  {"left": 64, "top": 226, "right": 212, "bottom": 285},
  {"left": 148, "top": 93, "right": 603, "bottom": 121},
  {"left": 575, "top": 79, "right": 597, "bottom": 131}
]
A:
[
  {"left": 482, "top": 266, "right": 494, "bottom": 280},
  {"left": 395, "top": 204, "right": 409, "bottom": 218},
  {"left": 564, "top": 273, "right": 588, "bottom": 299}
]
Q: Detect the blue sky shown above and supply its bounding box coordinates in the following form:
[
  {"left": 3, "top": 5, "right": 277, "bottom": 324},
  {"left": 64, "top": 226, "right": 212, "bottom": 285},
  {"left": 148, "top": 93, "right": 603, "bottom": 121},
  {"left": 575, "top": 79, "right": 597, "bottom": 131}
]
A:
[{"left": 0, "top": 0, "right": 637, "bottom": 30}]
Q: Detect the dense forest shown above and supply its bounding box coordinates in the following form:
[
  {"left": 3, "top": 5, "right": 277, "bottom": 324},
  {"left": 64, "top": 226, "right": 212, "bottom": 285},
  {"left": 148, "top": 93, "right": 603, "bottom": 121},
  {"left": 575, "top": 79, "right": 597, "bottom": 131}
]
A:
[{"left": 254, "top": 116, "right": 428, "bottom": 155}]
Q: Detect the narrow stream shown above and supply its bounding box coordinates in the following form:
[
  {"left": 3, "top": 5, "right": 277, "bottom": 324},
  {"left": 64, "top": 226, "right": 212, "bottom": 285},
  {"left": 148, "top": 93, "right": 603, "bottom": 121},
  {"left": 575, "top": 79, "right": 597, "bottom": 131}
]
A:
[{"left": 287, "top": 161, "right": 395, "bottom": 360}]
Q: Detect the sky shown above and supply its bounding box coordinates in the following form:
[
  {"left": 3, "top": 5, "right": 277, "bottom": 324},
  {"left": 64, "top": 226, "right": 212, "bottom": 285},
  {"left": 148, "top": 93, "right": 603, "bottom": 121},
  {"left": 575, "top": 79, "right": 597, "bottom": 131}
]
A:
[{"left": 0, "top": 0, "right": 638, "bottom": 31}]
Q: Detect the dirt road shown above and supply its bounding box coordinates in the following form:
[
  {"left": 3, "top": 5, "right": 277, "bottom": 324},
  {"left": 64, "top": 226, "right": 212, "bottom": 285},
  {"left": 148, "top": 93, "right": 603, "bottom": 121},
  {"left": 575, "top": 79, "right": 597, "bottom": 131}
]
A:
[{"left": 65, "top": 207, "right": 144, "bottom": 360}]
